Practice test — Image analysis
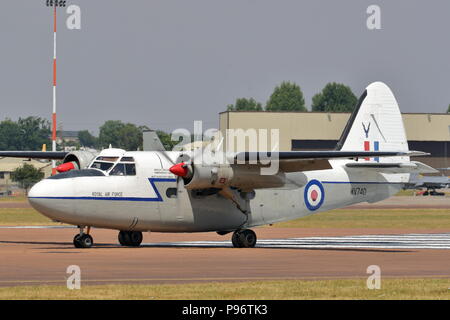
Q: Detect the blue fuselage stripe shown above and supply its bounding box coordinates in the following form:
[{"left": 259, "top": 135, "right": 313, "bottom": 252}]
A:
[
  {"left": 27, "top": 179, "right": 401, "bottom": 202},
  {"left": 28, "top": 177, "right": 177, "bottom": 202},
  {"left": 28, "top": 196, "right": 163, "bottom": 201}
]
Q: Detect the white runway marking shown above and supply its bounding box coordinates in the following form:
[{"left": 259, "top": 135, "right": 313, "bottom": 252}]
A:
[{"left": 143, "top": 233, "right": 450, "bottom": 250}]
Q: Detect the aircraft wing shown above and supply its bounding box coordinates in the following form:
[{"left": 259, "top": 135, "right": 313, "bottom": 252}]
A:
[
  {"left": 344, "top": 161, "right": 438, "bottom": 174},
  {"left": 0, "top": 151, "right": 68, "bottom": 160},
  {"left": 232, "top": 150, "right": 428, "bottom": 172},
  {"left": 234, "top": 150, "right": 427, "bottom": 161}
]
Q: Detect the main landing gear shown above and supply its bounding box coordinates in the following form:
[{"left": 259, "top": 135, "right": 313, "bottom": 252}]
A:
[
  {"left": 73, "top": 226, "right": 93, "bottom": 248},
  {"left": 118, "top": 231, "right": 143, "bottom": 247},
  {"left": 231, "top": 229, "right": 257, "bottom": 248},
  {"left": 72, "top": 227, "right": 143, "bottom": 248}
]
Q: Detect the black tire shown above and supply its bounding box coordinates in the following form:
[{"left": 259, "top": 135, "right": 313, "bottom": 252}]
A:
[
  {"left": 129, "top": 231, "right": 143, "bottom": 247},
  {"left": 240, "top": 229, "right": 257, "bottom": 248},
  {"left": 118, "top": 231, "right": 130, "bottom": 246},
  {"left": 118, "top": 231, "right": 142, "bottom": 247},
  {"left": 73, "top": 234, "right": 82, "bottom": 248},
  {"left": 232, "top": 231, "right": 243, "bottom": 248},
  {"left": 79, "top": 234, "right": 93, "bottom": 248}
]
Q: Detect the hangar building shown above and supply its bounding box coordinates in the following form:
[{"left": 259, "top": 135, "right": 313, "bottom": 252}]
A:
[{"left": 219, "top": 111, "right": 450, "bottom": 173}]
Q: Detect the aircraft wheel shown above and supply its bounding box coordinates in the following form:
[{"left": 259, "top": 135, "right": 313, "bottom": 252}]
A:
[
  {"left": 118, "top": 231, "right": 143, "bottom": 247},
  {"left": 232, "top": 229, "right": 257, "bottom": 248},
  {"left": 128, "top": 231, "right": 143, "bottom": 247},
  {"left": 73, "top": 234, "right": 82, "bottom": 248},
  {"left": 74, "top": 234, "right": 93, "bottom": 248},
  {"left": 231, "top": 231, "right": 243, "bottom": 248},
  {"left": 240, "top": 229, "right": 257, "bottom": 248},
  {"left": 118, "top": 231, "right": 129, "bottom": 246}
]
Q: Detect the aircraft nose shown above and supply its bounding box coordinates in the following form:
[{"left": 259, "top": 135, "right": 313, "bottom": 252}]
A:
[
  {"left": 28, "top": 178, "right": 74, "bottom": 223},
  {"left": 28, "top": 179, "right": 48, "bottom": 199}
]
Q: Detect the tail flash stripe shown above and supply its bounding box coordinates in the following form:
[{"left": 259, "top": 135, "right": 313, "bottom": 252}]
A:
[
  {"left": 374, "top": 141, "right": 380, "bottom": 162},
  {"left": 364, "top": 141, "right": 370, "bottom": 160}
]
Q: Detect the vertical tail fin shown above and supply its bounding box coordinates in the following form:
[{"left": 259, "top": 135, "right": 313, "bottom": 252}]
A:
[{"left": 336, "top": 82, "right": 409, "bottom": 162}]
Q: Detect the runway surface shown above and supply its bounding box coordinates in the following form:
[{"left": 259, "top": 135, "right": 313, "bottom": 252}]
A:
[
  {"left": 0, "top": 227, "right": 449, "bottom": 287},
  {"left": 2, "top": 226, "right": 450, "bottom": 249},
  {"left": 143, "top": 233, "right": 450, "bottom": 250}
]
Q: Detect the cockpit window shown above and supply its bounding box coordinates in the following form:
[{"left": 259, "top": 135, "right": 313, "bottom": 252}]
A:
[
  {"left": 109, "top": 163, "right": 136, "bottom": 176},
  {"left": 125, "top": 164, "right": 136, "bottom": 175},
  {"left": 90, "top": 161, "right": 114, "bottom": 171},
  {"left": 48, "top": 169, "right": 105, "bottom": 179},
  {"left": 120, "top": 157, "right": 135, "bottom": 162},
  {"left": 95, "top": 156, "right": 119, "bottom": 162}
]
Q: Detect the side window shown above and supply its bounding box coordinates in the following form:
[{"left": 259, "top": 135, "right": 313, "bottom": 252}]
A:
[
  {"left": 91, "top": 161, "right": 114, "bottom": 171},
  {"left": 110, "top": 163, "right": 125, "bottom": 176},
  {"left": 125, "top": 164, "right": 136, "bottom": 176},
  {"left": 110, "top": 163, "right": 136, "bottom": 176}
]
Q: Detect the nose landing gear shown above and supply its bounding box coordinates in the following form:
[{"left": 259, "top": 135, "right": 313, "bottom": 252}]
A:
[
  {"left": 118, "top": 231, "right": 143, "bottom": 247},
  {"left": 231, "top": 229, "right": 257, "bottom": 248},
  {"left": 73, "top": 226, "right": 93, "bottom": 248}
]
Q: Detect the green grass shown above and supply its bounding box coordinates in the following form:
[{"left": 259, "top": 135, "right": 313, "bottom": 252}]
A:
[
  {"left": 0, "top": 195, "right": 27, "bottom": 202},
  {"left": 0, "top": 208, "right": 58, "bottom": 225},
  {"left": 395, "top": 190, "right": 416, "bottom": 196},
  {"left": 274, "top": 209, "right": 450, "bottom": 229},
  {"left": 0, "top": 278, "right": 449, "bottom": 300},
  {"left": 0, "top": 206, "right": 449, "bottom": 229}
]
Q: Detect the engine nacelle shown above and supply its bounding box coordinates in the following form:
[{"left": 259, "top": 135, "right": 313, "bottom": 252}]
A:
[
  {"left": 58, "top": 150, "right": 98, "bottom": 172},
  {"left": 184, "top": 165, "right": 234, "bottom": 190},
  {"left": 184, "top": 164, "right": 286, "bottom": 191}
]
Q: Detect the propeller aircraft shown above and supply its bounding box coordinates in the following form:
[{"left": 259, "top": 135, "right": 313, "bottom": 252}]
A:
[{"left": 0, "top": 82, "right": 436, "bottom": 248}]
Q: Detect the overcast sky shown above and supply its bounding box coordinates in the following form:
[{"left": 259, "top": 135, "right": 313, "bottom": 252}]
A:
[{"left": 0, "top": 0, "right": 449, "bottom": 134}]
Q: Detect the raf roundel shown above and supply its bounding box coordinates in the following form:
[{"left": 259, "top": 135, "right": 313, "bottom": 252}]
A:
[{"left": 304, "top": 180, "right": 325, "bottom": 211}]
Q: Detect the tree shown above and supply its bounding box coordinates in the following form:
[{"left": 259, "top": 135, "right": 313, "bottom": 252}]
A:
[
  {"left": 98, "top": 120, "right": 123, "bottom": 148},
  {"left": 98, "top": 120, "right": 142, "bottom": 151},
  {"left": 118, "top": 123, "right": 142, "bottom": 151},
  {"left": 156, "top": 130, "right": 180, "bottom": 151},
  {"left": 266, "top": 81, "right": 307, "bottom": 112},
  {"left": 311, "top": 82, "right": 358, "bottom": 112},
  {"left": 227, "top": 98, "right": 263, "bottom": 111},
  {"left": 78, "top": 130, "right": 98, "bottom": 148},
  {"left": 17, "top": 117, "right": 52, "bottom": 150},
  {"left": 447, "top": 104, "right": 450, "bottom": 113},
  {"left": 0, "top": 117, "right": 51, "bottom": 150},
  {"left": 0, "top": 119, "right": 22, "bottom": 150},
  {"left": 10, "top": 163, "right": 44, "bottom": 194}
]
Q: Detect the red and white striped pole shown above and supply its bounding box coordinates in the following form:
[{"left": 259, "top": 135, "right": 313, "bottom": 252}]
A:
[{"left": 51, "top": 5, "right": 57, "bottom": 175}]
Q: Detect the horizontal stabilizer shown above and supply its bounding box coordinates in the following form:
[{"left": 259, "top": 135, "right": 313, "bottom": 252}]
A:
[
  {"left": 345, "top": 161, "right": 438, "bottom": 174},
  {"left": 234, "top": 150, "right": 428, "bottom": 162}
]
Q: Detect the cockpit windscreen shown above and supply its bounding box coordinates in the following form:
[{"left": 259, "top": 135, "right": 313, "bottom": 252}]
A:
[{"left": 90, "top": 161, "right": 114, "bottom": 171}]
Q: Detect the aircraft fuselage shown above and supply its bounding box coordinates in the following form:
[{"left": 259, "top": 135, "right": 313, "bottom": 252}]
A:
[{"left": 28, "top": 150, "right": 404, "bottom": 233}]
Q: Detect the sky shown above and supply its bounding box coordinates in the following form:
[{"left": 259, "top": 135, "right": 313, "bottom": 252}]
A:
[{"left": 0, "top": 0, "right": 449, "bottom": 135}]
